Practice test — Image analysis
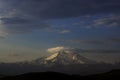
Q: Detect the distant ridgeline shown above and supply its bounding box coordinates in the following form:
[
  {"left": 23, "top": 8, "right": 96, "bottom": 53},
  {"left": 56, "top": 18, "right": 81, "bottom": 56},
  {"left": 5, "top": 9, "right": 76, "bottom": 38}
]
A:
[
  {"left": 0, "top": 70, "right": 120, "bottom": 80},
  {"left": 0, "top": 50, "right": 120, "bottom": 75}
]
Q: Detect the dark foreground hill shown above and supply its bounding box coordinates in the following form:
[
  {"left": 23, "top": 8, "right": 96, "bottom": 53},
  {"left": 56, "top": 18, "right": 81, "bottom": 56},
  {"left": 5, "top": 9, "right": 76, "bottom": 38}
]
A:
[{"left": 1, "top": 70, "right": 120, "bottom": 80}]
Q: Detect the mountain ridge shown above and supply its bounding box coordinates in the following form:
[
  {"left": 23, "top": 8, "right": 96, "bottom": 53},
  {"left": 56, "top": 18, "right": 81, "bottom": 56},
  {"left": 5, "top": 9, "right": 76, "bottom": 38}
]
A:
[{"left": 31, "top": 49, "right": 96, "bottom": 66}]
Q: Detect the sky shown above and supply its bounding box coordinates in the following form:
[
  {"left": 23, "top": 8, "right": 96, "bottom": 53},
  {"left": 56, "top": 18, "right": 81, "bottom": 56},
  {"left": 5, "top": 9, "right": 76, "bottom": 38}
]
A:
[{"left": 0, "top": 0, "right": 120, "bottom": 63}]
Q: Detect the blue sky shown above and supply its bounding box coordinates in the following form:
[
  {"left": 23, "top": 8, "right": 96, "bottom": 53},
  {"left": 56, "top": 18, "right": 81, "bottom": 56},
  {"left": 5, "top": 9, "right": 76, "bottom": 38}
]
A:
[{"left": 0, "top": 0, "right": 120, "bottom": 63}]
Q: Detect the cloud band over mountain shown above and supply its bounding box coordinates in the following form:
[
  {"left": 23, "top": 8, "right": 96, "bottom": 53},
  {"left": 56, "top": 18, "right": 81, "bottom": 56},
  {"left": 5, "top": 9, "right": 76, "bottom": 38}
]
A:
[{"left": 47, "top": 47, "right": 120, "bottom": 54}]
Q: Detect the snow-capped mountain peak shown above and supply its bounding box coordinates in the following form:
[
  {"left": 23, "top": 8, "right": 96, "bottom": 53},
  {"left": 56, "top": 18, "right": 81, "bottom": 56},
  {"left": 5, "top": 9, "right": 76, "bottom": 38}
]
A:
[{"left": 32, "top": 48, "right": 96, "bottom": 65}]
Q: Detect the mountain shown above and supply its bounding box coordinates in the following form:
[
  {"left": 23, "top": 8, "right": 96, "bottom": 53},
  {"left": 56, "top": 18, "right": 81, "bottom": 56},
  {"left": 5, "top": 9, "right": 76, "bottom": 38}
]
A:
[
  {"left": 1, "top": 48, "right": 117, "bottom": 75},
  {"left": 31, "top": 49, "right": 96, "bottom": 66},
  {"left": 1, "top": 70, "right": 120, "bottom": 80}
]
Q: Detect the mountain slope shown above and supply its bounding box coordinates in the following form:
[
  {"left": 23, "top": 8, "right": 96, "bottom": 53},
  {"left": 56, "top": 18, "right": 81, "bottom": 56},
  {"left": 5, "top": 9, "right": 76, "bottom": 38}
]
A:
[{"left": 31, "top": 49, "right": 96, "bottom": 65}]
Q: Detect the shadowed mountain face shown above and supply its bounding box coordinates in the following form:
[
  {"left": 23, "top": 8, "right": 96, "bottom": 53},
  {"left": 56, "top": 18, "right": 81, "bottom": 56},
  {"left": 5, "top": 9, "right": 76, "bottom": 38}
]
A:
[{"left": 1, "top": 70, "right": 120, "bottom": 80}]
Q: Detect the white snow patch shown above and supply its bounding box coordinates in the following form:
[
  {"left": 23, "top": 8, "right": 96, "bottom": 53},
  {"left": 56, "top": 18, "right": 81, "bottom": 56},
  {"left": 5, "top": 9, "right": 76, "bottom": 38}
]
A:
[
  {"left": 78, "top": 60, "right": 85, "bottom": 64},
  {"left": 72, "top": 56, "right": 76, "bottom": 60},
  {"left": 47, "top": 47, "right": 65, "bottom": 53},
  {"left": 45, "top": 53, "right": 58, "bottom": 60}
]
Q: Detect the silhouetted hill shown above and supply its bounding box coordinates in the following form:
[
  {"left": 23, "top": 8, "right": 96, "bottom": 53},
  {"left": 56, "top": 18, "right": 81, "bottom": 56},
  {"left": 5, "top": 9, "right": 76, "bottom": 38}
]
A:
[
  {"left": 85, "top": 69, "right": 120, "bottom": 80},
  {"left": 0, "top": 72, "right": 81, "bottom": 80},
  {"left": 1, "top": 70, "right": 120, "bottom": 80}
]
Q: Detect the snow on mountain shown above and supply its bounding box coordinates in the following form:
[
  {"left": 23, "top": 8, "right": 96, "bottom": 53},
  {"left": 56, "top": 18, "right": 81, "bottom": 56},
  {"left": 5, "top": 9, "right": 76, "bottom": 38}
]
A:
[
  {"left": 45, "top": 53, "right": 59, "bottom": 60},
  {"left": 31, "top": 47, "right": 96, "bottom": 65}
]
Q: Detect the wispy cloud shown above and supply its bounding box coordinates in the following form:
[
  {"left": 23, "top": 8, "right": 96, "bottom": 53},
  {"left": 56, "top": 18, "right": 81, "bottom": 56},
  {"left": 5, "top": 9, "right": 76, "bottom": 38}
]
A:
[
  {"left": 59, "top": 30, "right": 71, "bottom": 34},
  {"left": 47, "top": 46, "right": 120, "bottom": 54},
  {"left": 0, "top": 26, "right": 8, "bottom": 38},
  {"left": 62, "top": 39, "right": 106, "bottom": 45},
  {"left": 0, "top": 16, "right": 51, "bottom": 37},
  {"left": 93, "top": 15, "right": 120, "bottom": 27},
  {"left": 73, "top": 15, "right": 120, "bottom": 28}
]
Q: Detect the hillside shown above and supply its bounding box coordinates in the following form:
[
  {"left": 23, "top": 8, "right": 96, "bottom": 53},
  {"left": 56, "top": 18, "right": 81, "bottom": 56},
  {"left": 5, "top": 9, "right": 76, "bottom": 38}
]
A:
[{"left": 1, "top": 70, "right": 120, "bottom": 80}]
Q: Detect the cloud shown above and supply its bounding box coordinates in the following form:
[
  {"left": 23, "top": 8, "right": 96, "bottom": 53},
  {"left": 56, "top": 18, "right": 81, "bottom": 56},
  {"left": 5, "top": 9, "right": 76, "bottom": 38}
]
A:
[
  {"left": 62, "top": 38, "right": 120, "bottom": 45},
  {"left": 73, "top": 15, "right": 120, "bottom": 28},
  {"left": 93, "top": 15, "right": 120, "bottom": 27},
  {"left": 108, "top": 38, "right": 120, "bottom": 43},
  {"left": 47, "top": 46, "right": 120, "bottom": 54},
  {"left": 9, "top": 53, "right": 22, "bottom": 57},
  {"left": 0, "top": 17, "right": 30, "bottom": 24},
  {"left": 62, "top": 39, "right": 106, "bottom": 45},
  {"left": 46, "top": 26, "right": 71, "bottom": 34},
  {"left": 0, "top": 26, "right": 8, "bottom": 38},
  {"left": 0, "top": 0, "right": 120, "bottom": 37},
  {"left": 82, "top": 49, "right": 120, "bottom": 54},
  {"left": 0, "top": 16, "right": 51, "bottom": 35},
  {"left": 1, "top": 0, "right": 120, "bottom": 19},
  {"left": 59, "top": 30, "right": 71, "bottom": 34},
  {"left": 47, "top": 47, "right": 66, "bottom": 53}
]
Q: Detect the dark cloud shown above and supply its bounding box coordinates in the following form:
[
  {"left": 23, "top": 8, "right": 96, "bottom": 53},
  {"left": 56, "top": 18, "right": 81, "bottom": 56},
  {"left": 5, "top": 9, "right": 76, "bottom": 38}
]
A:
[
  {"left": 62, "top": 39, "right": 107, "bottom": 45},
  {"left": 62, "top": 38, "right": 120, "bottom": 45},
  {"left": 0, "top": 17, "right": 50, "bottom": 34},
  {"left": 0, "top": 0, "right": 120, "bottom": 35},
  {"left": 63, "top": 39, "right": 105, "bottom": 44},
  {"left": 81, "top": 49, "right": 120, "bottom": 54},
  {"left": 2, "top": 0, "right": 120, "bottom": 19},
  {"left": 109, "top": 38, "right": 120, "bottom": 43},
  {"left": 0, "top": 17, "right": 30, "bottom": 24},
  {"left": 5, "top": 23, "right": 50, "bottom": 34},
  {"left": 79, "top": 48, "right": 120, "bottom": 54}
]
